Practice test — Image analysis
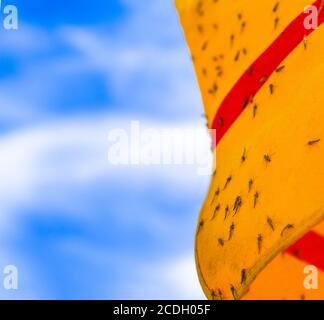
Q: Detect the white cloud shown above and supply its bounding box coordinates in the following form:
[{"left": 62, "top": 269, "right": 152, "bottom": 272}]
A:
[
  {"left": 156, "top": 255, "right": 205, "bottom": 300},
  {"left": 119, "top": 254, "right": 205, "bottom": 300},
  {"left": 0, "top": 0, "right": 208, "bottom": 299},
  {"left": 0, "top": 112, "right": 209, "bottom": 298},
  {"left": 57, "top": 0, "right": 201, "bottom": 119},
  {"left": 58, "top": 237, "right": 205, "bottom": 299},
  {"left": 0, "top": 113, "right": 210, "bottom": 227},
  {"left": 0, "top": 23, "right": 51, "bottom": 54}
]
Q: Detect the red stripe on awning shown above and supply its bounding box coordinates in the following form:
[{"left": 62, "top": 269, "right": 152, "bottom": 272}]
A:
[
  {"left": 287, "top": 231, "right": 324, "bottom": 271},
  {"left": 211, "top": 0, "right": 324, "bottom": 148}
]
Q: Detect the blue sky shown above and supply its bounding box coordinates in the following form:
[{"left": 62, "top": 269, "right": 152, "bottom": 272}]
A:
[{"left": 0, "top": 0, "right": 208, "bottom": 299}]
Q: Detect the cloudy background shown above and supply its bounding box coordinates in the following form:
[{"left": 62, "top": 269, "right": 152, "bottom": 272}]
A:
[{"left": 0, "top": 0, "right": 209, "bottom": 299}]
